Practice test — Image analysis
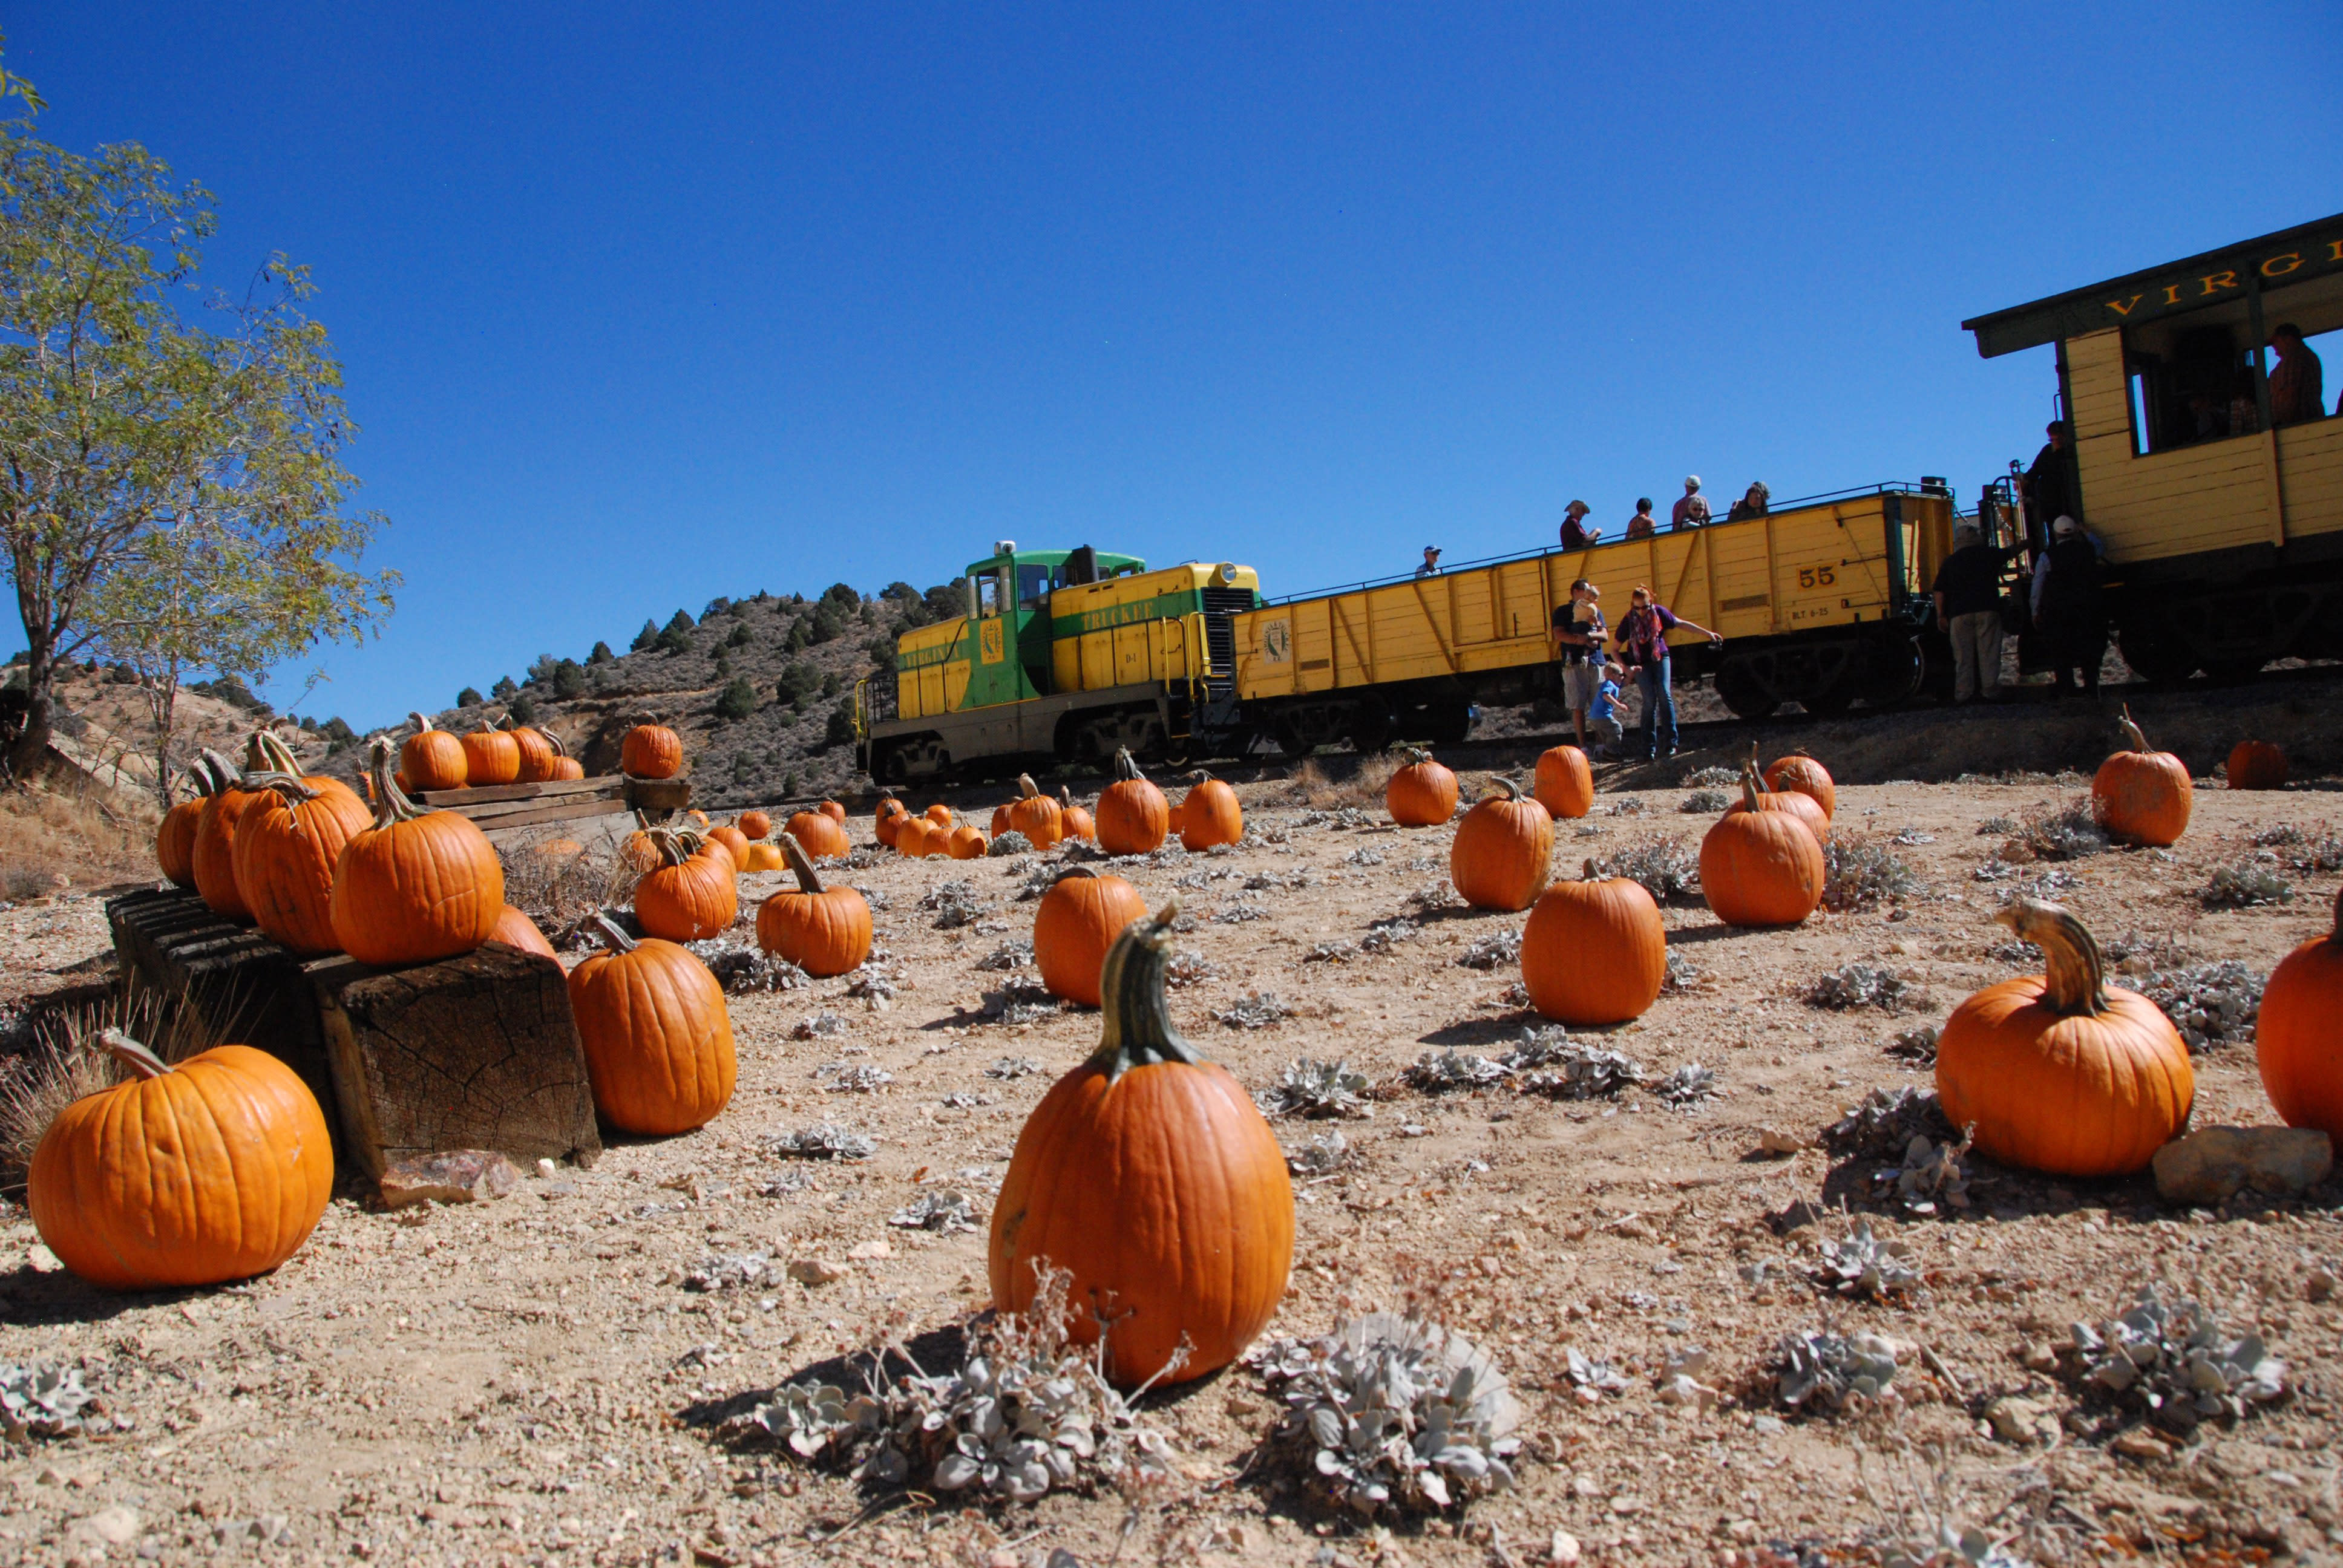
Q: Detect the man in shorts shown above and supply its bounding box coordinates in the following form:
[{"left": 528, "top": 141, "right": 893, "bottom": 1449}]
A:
[{"left": 1550, "top": 579, "right": 1608, "bottom": 752}]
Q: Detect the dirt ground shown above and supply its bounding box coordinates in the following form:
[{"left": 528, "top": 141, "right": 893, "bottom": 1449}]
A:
[{"left": 2, "top": 708, "right": 2340, "bottom": 1568}]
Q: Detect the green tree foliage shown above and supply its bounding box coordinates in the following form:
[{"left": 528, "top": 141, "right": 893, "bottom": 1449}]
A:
[
  {"left": 490, "top": 675, "right": 518, "bottom": 699},
  {"left": 863, "top": 632, "right": 897, "bottom": 672},
  {"left": 821, "top": 671, "right": 841, "bottom": 697},
  {"left": 783, "top": 769, "right": 799, "bottom": 795},
  {"left": 922, "top": 583, "right": 966, "bottom": 624},
  {"left": 713, "top": 650, "right": 732, "bottom": 677},
  {"left": 663, "top": 608, "right": 695, "bottom": 635},
  {"left": 713, "top": 678, "right": 756, "bottom": 722},
  {"left": 526, "top": 653, "right": 557, "bottom": 684},
  {"left": 507, "top": 691, "right": 537, "bottom": 725},
  {"left": 630, "top": 619, "right": 658, "bottom": 653},
  {"left": 784, "top": 618, "right": 809, "bottom": 653},
  {"left": 588, "top": 639, "right": 614, "bottom": 664},
  {"left": 702, "top": 596, "right": 730, "bottom": 618},
  {"left": 456, "top": 686, "right": 483, "bottom": 708},
  {"left": 776, "top": 659, "right": 820, "bottom": 708},
  {"left": 823, "top": 699, "right": 855, "bottom": 747},
  {"left": 724, "top": 619, "right": 752, "bottom": 648},
  {"left": 0, "top": 71, "right": 395, "bottom": 791},
  {"left": 808, "top": 599, "right": 847, "bottom": 644},
  {"left": 552, "top": 658, "right": 586, "bottom": 698}
]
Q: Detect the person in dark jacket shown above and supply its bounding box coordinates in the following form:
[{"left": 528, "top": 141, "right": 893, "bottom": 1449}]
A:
[
  {"left": 1560, "top": 499, "right": 1599, "bottom": 550},
  {"left": 2024, "top": 421, "right": 2076, "bottom": 538},
  {"left": 2033, "top": 514, "right": 2105, "bottom": 698},
  {"left": 1930, "top": 521, "right": 2009, "bottom": 702}
]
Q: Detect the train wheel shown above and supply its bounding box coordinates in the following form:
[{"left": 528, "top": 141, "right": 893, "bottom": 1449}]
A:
[
  {"left": 1800, "top": 685, "right": 1855, "bottom": 716},
  {"left": 1713, "top": 659, "right": 1779, "bottom": 720},
  {"left": 2117, "top": 627, "right": 2198, "bottom": 688},
  {"left": 1346, "top": 707, "right": 1394, "bottom": 754}
]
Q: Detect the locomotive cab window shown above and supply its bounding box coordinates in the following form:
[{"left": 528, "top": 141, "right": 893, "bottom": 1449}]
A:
[
  {"left": 1016, "top": 563, "right": 1064, "bottom": 608},
  {"left": 977, "top": 574, "right": 1002, "bottom": 618}
]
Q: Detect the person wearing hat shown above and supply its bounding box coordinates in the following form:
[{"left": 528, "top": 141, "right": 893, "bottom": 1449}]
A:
[
  {"left": 1726, "top": 481, "right": 1771, "bottom": 523},
  {"left": 1930, "top": 520, "right": 2011, "bottom": 704},
  {"left": 2031, "top": 515, "right": 2106, "bottom": 699},
  {"left": 1560, "top": 500, "right": 1600, "bottom": 550},
  {"left": 1670, "top": 475, "right": 1711, "bottom": 531},
  {"left": 1415, "top": 545, "right": 1443, "bottom": 578}
]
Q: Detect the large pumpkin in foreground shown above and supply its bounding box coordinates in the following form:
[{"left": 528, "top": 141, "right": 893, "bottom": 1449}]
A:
[
  {"left": 1450, "top": 777, "right": 1553, "bottom": 912},
  {"left": 991, "top": 899, "right": 1293, "bottom": 1388},
  {"left": 1700, "top": 771, "right": 1823, "bottom": 927},
  {"left": 1522, "top": 868, "right": 1666, "bottom": 1025},
  {"left": 29, "top": 1031, "right": 333, "bottom": 1290},
  {"left": 1935, "top": 898, "right": 2193, "bottom": 1178},
  {"left": 568, "top": 914, "right": 736, "bottom": 1135},
  {"left": 330, "top": 740, "right": 505, "bottom": 965},
  {"left": 2258, "top": 887, "right": 2343, "bottom": 1140}
]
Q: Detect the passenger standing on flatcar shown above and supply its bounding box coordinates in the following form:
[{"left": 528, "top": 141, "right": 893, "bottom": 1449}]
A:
[
  {"left": 1551, "top": 580, "right": 1608, "bottom": 752},
  {"left": 1560, "top": 500, "right": 1600, "bottom": 550},
  {"left": 1613, "top": 586, "right": 1722, "bottom": 762},
  {"left": 1726, "top": 482, "right": 1770, "bottom": 522},
  {"left": 1624, "top": 498, "right": 1658, "bottom": 540},
  {"left": 2022, "top": 421, "right": 2076, "bottom": 540},
  {"left": 1415, "top": 546, "right": 1444, "bottom": 578},
  {"left": 2268, "top": 325, "right": 2325, "bottom": 427},
  {"left": 1930, "top": 521, "right": 2008, "bottom": 705},
  {"left": 2033, "top": 516, "right": 2106, "bottom": 699},
  {"left": 1670, "top": 477, "right": 1711, "bottom": 531}
]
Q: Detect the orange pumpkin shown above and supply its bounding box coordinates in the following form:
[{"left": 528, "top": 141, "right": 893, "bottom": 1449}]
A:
[
  {"left": 489, "top": 904, "right": 558, "bottom": 960},
  {"left": 874, "top": 795, "right": 908, "bottom": 847},
  {"left": 1725, "top": 759, "right": 1830, "bottom": 844},
  {"left": 739, "top": 809, "right": 773, "bottom": 840},
  {"left": 706, "top": 823, "right": 751, "bottom": 871},
  {"left": 1058, "top": 787, "right": 1096, "bottom": 841},
  {"left": 2092, "top": 707, "right": 2191, "bottom": 846},
  {"left": 924, "top": 803, "right": 954, "bottom": 829},
  {"left": 742, "top": 841, "right": 784, "bottom": 874},
  {"left": 756, "top": 836, "right": 873, "bottom": 977},
  {"left": 1522, "top": 869, "right": 1667, "bottom": 1025},
  {"left": 1386, "top": 747, "right": 1460, "bottom": 827},
  {"left": 2226, "top": 740, "right": 2287, "bottom": 791},
  {"left": 1761, "top": 750, "right": 1837, "bottom": 820},
  {"left": 568, "top": 914, "right": 736, "bottom": 1135},
  {"left": 990, "top": 802, "right": 1014, "bottom": 838},
  {"left": 1699, "top": 770, "right": 1823, "bottom": 927},
  {"left": 510, "top": 724, "right": 560, "bottom": 783},
  {"left": 1178, "top": 771, "right": 1242, "bottom": 851},
  {"left": 633, "top": 828, "right": 739, "bottom": 941},
  {"left": 400, "top": 711, "right": 469, "bottom": 792},
  {"left": 894, "top": 815, "right": 939, "bottom": 858},
  {"left": 1532, "top": 745, "right": 1595, "bottom": 820},
  {"left": 620, "top": 825, "right": 663, "bottom": 873},
  {"left": 1449, "top": 777, "right": 1554, "bottom": 912},
  {"left": 330, "top": 740, "right": 505, "bottom": 964},
  {"left": 1034, "top": 867, "right": 1149, "bottom": 1007},
  {"left": 946, "top": 814, "right": 989, "bottom": 860},
  {"left": 1009, "top": 773, "right": 1066, "bottom": 848},
  {"left": 543, "top": 732, "right": 586, "bottom": 780},
  {"left": 2257, "top": 886, "right": 2343, "bottom": 1140},
  {"left": 460, "top": 719, "right": 522, "bottom": 788},
  {"left": 191, "top": 748, "right": 264, "bottom": 921},
  {"left": 1096, "top": 748, "right": 1169, "bottom": 855},
  {"left": 818, "top": 799, "right": 847, "bottom": 825},
  {"left": 784, "top": 809, "right": 850, "bottom": 860},
  {"left": 28, "top": 1031, "right": 332, "bottom": 1290},
  {"left": 1936, "top": 899, "right": 2194, "bottom": 1178},
  {"left": 991, "top": 899, "right": 1294, "bottom": 1388},
  {"left": 156, "top": 763, "right": 215, "bottom": 888},
  {"left": 621, "top": 722, "right": 684, "bottom": 780},
  {"left": 685, "top": 809, "right": 710, "bottom": 831},
  {"left": 232, "top": 749, "right": 373, "bottom": 956}
]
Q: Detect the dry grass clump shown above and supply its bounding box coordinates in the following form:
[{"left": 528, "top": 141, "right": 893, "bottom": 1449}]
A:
[
  {"left": 1288, "top": 754, "right": 1401, "bottom": 810},
  {"left": 1822, "top": 836, "right": 1924, "bottom": 912},
  {"left": 2010, "top": 799, "right": 2108, "bottom": 861},
  {"left": 0, "top": 988, "right": 208, "bottom": 1189},
  {"left": 500, "top": 837, "right": 638, "bottom": 928},
  {"left": 1585, "top": 836, "right": 1702, "bottom": 903},
  {"left": 0, "top": 780, "right": 159, "bottom": 898}
]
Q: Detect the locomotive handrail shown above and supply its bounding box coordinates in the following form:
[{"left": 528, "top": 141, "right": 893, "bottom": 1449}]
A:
[{"left": 1259, "top": 480, "right": 1942, "bottom": 606}]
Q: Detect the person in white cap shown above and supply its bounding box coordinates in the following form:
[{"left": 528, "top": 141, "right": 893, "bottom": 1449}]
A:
[
  {"left": 1931, "top": 520, "right": 2009, "bottom": 704},
  {"left": 2031, "top": 515, "right": 2106, "bottom": 699},
  {"left": 1670, "top": 476, "right": 1709, "bottom": 531}
]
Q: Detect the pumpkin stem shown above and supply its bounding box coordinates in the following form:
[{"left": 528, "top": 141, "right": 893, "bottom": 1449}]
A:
[
  {"left": 201, "top": 746, "right": 248, "bottom": 792},
  {"left": 2117, "top": 705, "right": 2151, "bottom": 754},
  {"left": 546, "top": 730, "right": 568, "bottom": 758},
  {"left": 1400, "top": 746, "right": 1432, "bottom": 766},
  {"left": 247, "top": 728, "right": 304, "bottom": 776},
  {"left": 97, "top": 1028, "right": 173, "bottom": 1080},
  {"left": 243, "top": 769, "right": 321, "bottom": 805},
  {"left": 1111, "top": 746, "right": 1147, "bottom": 783},
  {"left": 1058, "top": 785, "right": 1075, "bottom": 808},
  {"left": 1994, "top": 897, "right": 2109, "bottom": 1015},
  {"left": 779, "top": 832, "right": 824, "bottom": 894},
  {"left": 1483, "top": 776, "right": 1526, "bottom": 802},
  {"left": 2329, "top": 883, "right": 2342, "bottom": 940},
  {"left": 364, "top": 738, "right": 434, "bottom": 826},
  {"left": 1089, "top": 898, "right": 1202, "bottom": 1082},
  {"left": 647, "top": 826, "right": 703, "bottom": 867},
  {"left": 1582, "top": 857, "right": 1602, "bottom": 881},
  {"left": 1738, "top": 766, "right": 1765, "bottom": 814},
  {"left": 588, "top": 911, "right": 638, "bottom": 956},
  {"left": 1017, "top": 773, "right": 1043, "bottom": 801},
  {"left": 407, "top": 710, "right": 436, "bottom": 736},
  {"left": 1051, "top": 864, "right": 1102, "bottom": 886}
]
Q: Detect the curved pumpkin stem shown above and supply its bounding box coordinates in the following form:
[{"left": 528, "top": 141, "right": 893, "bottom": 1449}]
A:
[
  {"left": 1016, "top": 773, "right": 1043, "bottom": 801},
  {"left": 1058, "top": 785, "right": 1076, "bottom": 808},
  {"left": 246, "top": 728, "right": 304, "bottom": 777},
  {"left": 202, "top": 746, "right": 248, "bottom": 793},
  {"left": 1110, "top": 746, "right": 1148, "bottom": 784},
  {"left": 1051, "top": 865, "right": 1102, "bottom": 887},
  {"left": 1090, "top": 898, "right": 1201, "bottom": 1083},
  {"left": 2117, "top": 705, "right": 2152, "bottom": 754},
  {"left": 1483, "top": 776, "right": 1527, "bottom": 803},
  {"left": 588, "top": 910, "right": 638, "bottom": 956},
  {"left": 476, "top": 715, "right": 505, "bottom": 734},
  {"left": 1582, "top": 857, "right": 1604, "bottom": 881},
  {"left": 361, "top": 737, "right": 436, "bottom": 828},
  {"left": 779, "top": 833, "right": 824, "bottom": 894},
  {"left": 546, "top": 730, "right": 569, "bottom": 759},
  {"left": 243, "top": 769, "right": 321, "bottom": 806},
  {"left": 1399, "top": 746, "right": 1433, "bottom": 767},
  {"left": 97, "top": 1028, "right": 173, "bottom": 1080},
  {"left": 647, "top": 826, "right": 703, "bottom": 867},
  {"left": 407, "top": 710, "right": 437, "bottom": 737},
  {"left": 1995, "top": 897, "right": 2109, "bottom": 1016},
  {"left": 1738, "top": 766, "right": 1766, "bottom": 813}
]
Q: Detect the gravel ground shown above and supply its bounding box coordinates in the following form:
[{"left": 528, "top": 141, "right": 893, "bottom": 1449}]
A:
[{"left": 2, "top": 739, "right": 2340, "bottom": 1568}]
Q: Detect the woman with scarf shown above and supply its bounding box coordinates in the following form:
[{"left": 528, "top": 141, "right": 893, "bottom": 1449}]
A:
[{"left": 1613, "top": 586, "right": 1722, "bottom": 762}]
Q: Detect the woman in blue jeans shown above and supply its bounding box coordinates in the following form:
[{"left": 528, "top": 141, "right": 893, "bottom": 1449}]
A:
[{"left": 1613, "top": 586, "right": 1722, "bottom": 760}]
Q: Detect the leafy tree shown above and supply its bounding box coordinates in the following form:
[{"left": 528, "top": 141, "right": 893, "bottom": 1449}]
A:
[
  {"left": 319, "top": 714, "right": 355, "bottom": 750},
  {"left": 863, "top": 632, "right": 898, "bottom": 672},
  {"left": 663, "top": 608, "right": 694, "bottom": 635},
  {"left": 819, "top": 583, "right": 860, "bottom": 612},
  {"left": 922, "top": 583, "right": 967, "bottom": 624},
  {"left": 730, "top": 751, "right": 753, "bottom": 782},
  {"left": 2, "top": 67, "right": 395, "bottom": 790},
  {"left": 713, "top": 650, "right": 731, "bottom": 678},
  {"left": 551, "top": 658, "right": 586, "bottom": 698},
  {"left": 783, "top": 617, "right": 808, "bottom": 653},
  {"left": 507, "top": 691, "right": 537, "bottom": 725},
  {"left": 588, "top": 639, "right": 614, "bottom": 664},
  {"left": 526, "top": 653, "right": 557, "bottom": 684},
  {"left": 809, "top": 600, "right": 846, "bottom": 644},
  {"left": 655, "top": 622, "right": 692, "bottom": 655},
  {"left": 713, "top": 678, "right": 756, "bottom": 722},
  {"left": 823, "top": 699, "right": 855, "bottom": 747},
  {"left": 783, "top": 769, "right": 799, "bottom": 795},
  {"left": 629, "top": 619, "right": 658, "bottom": 652},
  {"left": 702, "top": 596, "right": 730, "bottom": 619},
  {"left": 821, "top": 671, "right": 841, "bottom": 697},
  {"left": 724, "top": 619, "right": 752, "bottom": 648},
  {"left": 777, "top": 660, "right": 820, "bottom": 705},
  {"left": 490, "top": 675, "right": 518, "bottom": 699},
  {"left": 456, "top": 686, "right": 482, "bottom": 708}
]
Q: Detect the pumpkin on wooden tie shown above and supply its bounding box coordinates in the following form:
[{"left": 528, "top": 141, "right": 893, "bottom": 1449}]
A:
[
  {"left": 739, "top": 809, "right": 773, "bottom": 840},
  {"left": 330, "top": 740, "right": 505, "bottom": 964},
  {"left": 1532, "top": 745, "right": 1595, "bottom": 820},
  {"left": 706, "top": 823, "right": 750, "bottom": 872},
  {"left": 490, "top": 904, "right": 558, "bottom": 960},
  {"left": 1034, "top": 867, "right": 1149, "bottom": 1007},
  {"left": 232, "top": 750, "right": 373, "bottom": 956},
  {"left": 1761, "top": 750, "right": 1837, "bottom": 820},
  {"left": 742, "top": 841, "right": 784, "bottom": 874},
  {"left": 1522, "top": 865, "right": 1667, "bottom": 1025},
  {"left": 1450, "top": 777, "right": 1554, "bottom": 912},
  {"left": 510, "top": 724, "right": 559, "bottom": 783},
  {"left": 946, "top": 814, "right": 989, "bottom": 860},
  {"left": 1700, "top": 769, "right": 1823, "bottom": 927},
  {"left": 1725, "top": 757, "right": 1830, "bottom": 843},
  {"left": 874, "top": 795, "right": 908, "bottom": 848},
  {"left": 543, "top": 732, "right": 586, "bottom": 780},
  {"left": 2226, "top": 740, "right": 2287, "bottom": 791},
  {"left": 461, "top": 717, "right": 522, "bottom": 787},
  {"left": 1386, "top": 748, "right": 1460, "bottom": 827},
  {"left": 1058, "top": 787, "right": 1095, "bottom": 842},
  {"left": 1095, "top": 748, "right": 1169, "bottom": 855},
  {"left": 1936, "top": 898, "right": 2193, "bottom": 1178},
  {"left": 1178, "top": 771, "right": 1242, "bottom": 851},
  {"left": 2257, "top": 886, "right": 2343, "bottom": 1140},
  {"left": 621, "top": 722, "right": 683, "bottom": 780},
  {"left": 991, "top": 898, "right": 1294, "bottom": 1388},
  {"left": 784, "top": 808, "right": 850, "bottom": 860},
  {"left": 400, "top": 711, "right": 470, "bottom": 792},
  {"left": 2092, "top": 707, "right": 2192, "bottom": 846},
  {"left": 191, "top": 748, "right": 264, "bottom": 921},
  {"left": 28, "top": 1030, "right": 333, "bottom": 1290},
  {"left": 568, "top": 913, "right": 736, "bottom": 1135},
  {"left": 633, "top": 827, "right": 738, "bottom": 941},
  {"left": 818, "top": 799, "right": 847, "bottom": 826},
  {"left": 1009, "top": 773, "right": 1066, "bottom": 848},
  {"left": 156, "top": 762, "right": 216, "bottom": 888},
  {"left": 756, "top": 835, "right": 873, "bottom": 978}
]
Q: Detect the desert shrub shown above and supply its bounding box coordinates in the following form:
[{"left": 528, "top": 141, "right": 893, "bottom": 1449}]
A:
[
  {"left": 2014, "top": 799, "right": 2107, "bottom": 861},
  {"left": 1806, "top": 962, "right": 1924, "bottom": 1011},
  {"left": 1585, "top": 835, "right": 1700, "bottom": 903},
  {"left": 1821, "top": 836, "right": 1924, "bottom": 911},
  {"left": 713, "top": 679, "right": 758, "bottom": 722},
  {"left": 1679, "top": 788, "right": 1729, "bottom": 814},
  {"left": 2201, "top": 858, "right": 2292, "bottom": 909}
]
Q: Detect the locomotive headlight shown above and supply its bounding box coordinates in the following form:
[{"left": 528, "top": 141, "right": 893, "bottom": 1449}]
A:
[{"left": 1216, "top": 563, "right": 1237, "bottom": 585}]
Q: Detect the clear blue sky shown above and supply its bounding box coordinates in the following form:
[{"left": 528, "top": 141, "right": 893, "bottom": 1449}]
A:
[{"left": 15, "top": 3, "right": 2341, "bottom": 730}]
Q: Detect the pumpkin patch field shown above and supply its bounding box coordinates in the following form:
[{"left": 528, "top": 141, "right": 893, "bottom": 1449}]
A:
[{"left": 0, "top": 734, "right": 2340, "bottom": 1567}]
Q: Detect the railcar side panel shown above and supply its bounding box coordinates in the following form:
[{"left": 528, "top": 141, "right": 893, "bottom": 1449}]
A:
[{"left": 2276, "top": 419, "right": 2343, "bottom": 540}]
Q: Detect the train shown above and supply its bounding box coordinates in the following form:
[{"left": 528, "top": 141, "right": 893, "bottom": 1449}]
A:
[{"left": 855, "top": 210, "right": 2343, "bottom": 785}]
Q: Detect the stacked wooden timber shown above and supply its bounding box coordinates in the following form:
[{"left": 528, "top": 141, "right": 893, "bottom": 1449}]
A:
[{"left": 410, "top": 774, "right": 692, "bottom": 844}]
